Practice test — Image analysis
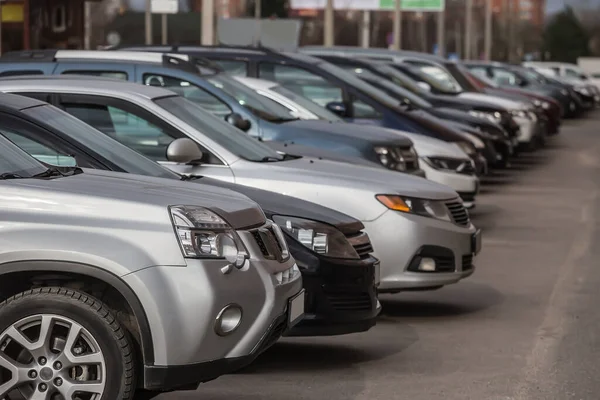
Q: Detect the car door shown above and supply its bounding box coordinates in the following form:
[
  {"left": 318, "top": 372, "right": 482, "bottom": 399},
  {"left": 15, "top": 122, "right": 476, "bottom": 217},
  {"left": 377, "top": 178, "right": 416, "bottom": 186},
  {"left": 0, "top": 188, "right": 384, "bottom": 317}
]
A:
[{"left": 54, "top": 93, "right": 235, "bottom": 182}]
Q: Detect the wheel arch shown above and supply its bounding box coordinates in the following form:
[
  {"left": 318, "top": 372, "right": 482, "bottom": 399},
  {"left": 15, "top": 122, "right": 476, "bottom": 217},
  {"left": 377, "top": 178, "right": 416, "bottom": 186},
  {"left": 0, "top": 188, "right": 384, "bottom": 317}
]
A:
[{"left": 0, "top": 260, "right": 155, "bottom": 369}]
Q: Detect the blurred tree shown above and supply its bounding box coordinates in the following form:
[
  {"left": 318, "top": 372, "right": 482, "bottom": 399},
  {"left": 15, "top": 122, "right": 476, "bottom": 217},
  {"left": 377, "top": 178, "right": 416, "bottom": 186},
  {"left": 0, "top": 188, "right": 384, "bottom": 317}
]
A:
[{"left": 542, "top": 7, "right": 590, "bottom": 62}]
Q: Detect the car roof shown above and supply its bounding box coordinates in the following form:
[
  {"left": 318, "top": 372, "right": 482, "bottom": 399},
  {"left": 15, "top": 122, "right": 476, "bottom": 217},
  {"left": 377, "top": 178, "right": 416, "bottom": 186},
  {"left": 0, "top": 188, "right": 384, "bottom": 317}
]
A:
[
  {"left": 0, "top": 75, "right": 175, "bottom": 99},
  {"left": 0, "top": 92, "right": 48, "bottom": 110},
  {"left": 302, "top": 46, "right": 448, "bottom": 63}
]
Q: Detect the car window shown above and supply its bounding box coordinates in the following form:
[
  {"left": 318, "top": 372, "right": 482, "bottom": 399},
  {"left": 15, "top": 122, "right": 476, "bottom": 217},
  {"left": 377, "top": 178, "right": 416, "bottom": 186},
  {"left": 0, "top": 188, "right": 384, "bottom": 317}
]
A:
[
  {"left": 0, "top": 126, "right": 77, "bottom": 167},
  {"left": 564, "top": 68, "right": 580, "bottom": 78},
  {"left": 490, "top": 68, "right": 518, "bottom": 85},
  {"left": 63, "top": 102, "right": 178, "bottom": 162},
  {"left": 258, "top": 63, "right": 344, "bottom": 107},
  {"left": 352, "top": 99, "right": 383, "bottom": 119},
  {"left": 143, "top": 73, "right": 232, "bottom": 117},
  {"left": 417, "top": 65, "right": 463, "bottom": 92},
  {"left": 61, "top": 70, "right": 128, "bottom": 80},
  {"left": 212, "top": 60, "right": 248, "bottom": 76},
  {"left": 0, "top": 70, "right": 44, "bottom": 77},
  {"left": 0, "top": 134, "right": 47, "bottom": 177},
  {"left": 468, "top": 66, "right": 488, "bottom": 79},
  {"left": 270, "top": 85, "right": 343, "bottom": 122}
]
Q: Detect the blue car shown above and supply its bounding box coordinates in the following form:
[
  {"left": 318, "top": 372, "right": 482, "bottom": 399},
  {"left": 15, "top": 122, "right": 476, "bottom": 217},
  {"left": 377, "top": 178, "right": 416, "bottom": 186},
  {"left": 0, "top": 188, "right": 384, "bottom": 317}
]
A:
[{"left": 0, "top": 50, "right": 424, "bottom": 176}]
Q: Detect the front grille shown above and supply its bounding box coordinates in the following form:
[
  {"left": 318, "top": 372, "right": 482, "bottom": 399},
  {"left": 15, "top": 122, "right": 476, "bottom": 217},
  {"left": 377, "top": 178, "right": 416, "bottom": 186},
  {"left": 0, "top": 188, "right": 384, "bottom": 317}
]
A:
[
  {"left": 250, "top": 224, "right": 288, "bottom": 261},
  {"left": 347, "top": 232, "right": 374, "bottom": 259},
  {"left": 252, "top": 231, "right": 270, "bottom": 257},
  {"left": 326, "top": 292, "right": 372, "bottom": 312},
  {"left": 462, "top": 254, "right": 474, "bottom": 271},
  {"left": 446, "top": 200, "right": 470, "bottom": 226}
]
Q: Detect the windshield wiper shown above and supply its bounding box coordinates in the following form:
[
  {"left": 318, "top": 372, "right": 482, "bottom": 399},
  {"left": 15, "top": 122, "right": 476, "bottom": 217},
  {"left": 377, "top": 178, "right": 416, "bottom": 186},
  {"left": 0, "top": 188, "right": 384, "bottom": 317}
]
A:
[
  {"left": 32, "top": 166, "right": 83, "bottom": 179},
  {"left": 259, "top": 156, "right": 284, "bottom": 162},
  {"left": 0, "top": 173, "right": 24, "bottom": 180},
  {"left": 179, "top": 174, "right": 203, "bottom": 181}
]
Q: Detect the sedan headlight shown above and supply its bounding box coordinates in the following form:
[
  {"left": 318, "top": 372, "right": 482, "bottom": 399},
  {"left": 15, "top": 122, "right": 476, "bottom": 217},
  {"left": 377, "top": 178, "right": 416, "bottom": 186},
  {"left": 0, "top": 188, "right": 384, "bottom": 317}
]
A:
[
  {"left": 456, "top": 140, "right": 477, "bottom": 156},
  {"left": 374, "top": 146, "right": 419, "bottom": 172},
  {"left": 272, "top": 216, "right": 360, "bottom": 259},
  {"left": 375, "top": 195, "right": 451, "bottom": 222},
  {"left": 533, "top": 99, "right": 551, "bottom": 110},
  {"left": 423, "top": 156, "right": 474, "bottom": 173},
  {"left": 170, "top": 206, "right": 248, "bottom": 267},
  {"left": 468, "top": 110, "right": 502, "bottom": 124}
]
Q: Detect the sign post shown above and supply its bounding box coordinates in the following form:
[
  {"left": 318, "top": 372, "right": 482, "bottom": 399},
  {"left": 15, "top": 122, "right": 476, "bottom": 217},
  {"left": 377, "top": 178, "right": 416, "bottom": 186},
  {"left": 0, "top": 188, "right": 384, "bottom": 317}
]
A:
[{"left": 150, "top": 0, "right": 179, "bottom": 45}]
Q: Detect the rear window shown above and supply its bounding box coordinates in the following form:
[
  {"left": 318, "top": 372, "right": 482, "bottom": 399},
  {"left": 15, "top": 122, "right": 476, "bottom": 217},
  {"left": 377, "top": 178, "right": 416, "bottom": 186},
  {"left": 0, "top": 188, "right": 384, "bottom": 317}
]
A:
[
  {"left": 61, "top": 70, "right": 128, "bottom": 80},
  {"left": 0, "top": 70, "right": 43, "bottom": 77}
]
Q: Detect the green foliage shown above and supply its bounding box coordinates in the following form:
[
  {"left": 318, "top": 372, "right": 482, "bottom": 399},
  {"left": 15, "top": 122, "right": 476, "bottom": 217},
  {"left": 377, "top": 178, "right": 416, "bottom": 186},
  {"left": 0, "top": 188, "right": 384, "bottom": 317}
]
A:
[{"left": 543, "top": 7, "right": 590, "bottom": 62}]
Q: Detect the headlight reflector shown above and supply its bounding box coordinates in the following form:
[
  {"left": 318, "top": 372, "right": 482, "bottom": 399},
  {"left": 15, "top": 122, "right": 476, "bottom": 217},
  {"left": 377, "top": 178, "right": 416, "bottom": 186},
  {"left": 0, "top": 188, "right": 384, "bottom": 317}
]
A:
[
  {"left": 272, "top": 216, "right": 361, "bottom": 259},
  {"left": 170, "top": 206, "right": 248, "bottom": 267},
  {"left": 375, "top": 195, "right": 452, "bottom": 222},
  {"left": 468, "top": 110, "right": 501, "bottom": 123}
]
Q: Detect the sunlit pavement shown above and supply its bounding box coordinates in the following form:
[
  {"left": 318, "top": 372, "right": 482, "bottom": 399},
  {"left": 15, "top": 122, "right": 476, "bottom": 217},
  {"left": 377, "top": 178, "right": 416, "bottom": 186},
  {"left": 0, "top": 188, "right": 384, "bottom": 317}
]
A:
[{"left": 157, "top": 112, "right": 600, "bottom": 400}]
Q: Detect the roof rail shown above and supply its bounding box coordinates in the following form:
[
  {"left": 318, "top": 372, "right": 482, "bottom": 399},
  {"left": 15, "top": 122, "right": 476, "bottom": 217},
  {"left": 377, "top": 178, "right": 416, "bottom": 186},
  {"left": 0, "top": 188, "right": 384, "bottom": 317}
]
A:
[{"left": 0, "top": 49, "right": 60, "bottom": 61}]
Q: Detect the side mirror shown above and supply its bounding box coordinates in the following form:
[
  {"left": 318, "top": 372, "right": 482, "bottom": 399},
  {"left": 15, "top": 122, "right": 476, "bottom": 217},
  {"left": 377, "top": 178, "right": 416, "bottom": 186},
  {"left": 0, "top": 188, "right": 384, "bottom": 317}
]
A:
[
  {"left": 417, "top": 82, "right": 431, "bottom": 92},
  {"left": 166, "top": 138, "right": 204, "bottom": 164},
  {"left": 225, "top": 113, "right": 251, "bottom": 132},
  {"left": 325, "top": 101, "right": 348, "bottom": 117}
]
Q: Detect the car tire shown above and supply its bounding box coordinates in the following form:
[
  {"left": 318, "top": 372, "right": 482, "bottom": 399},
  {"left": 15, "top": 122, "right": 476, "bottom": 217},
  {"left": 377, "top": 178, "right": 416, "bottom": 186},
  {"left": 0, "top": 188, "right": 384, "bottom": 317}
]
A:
[{"left": 0, "top": 287, "right": 135, "bottom": 400}]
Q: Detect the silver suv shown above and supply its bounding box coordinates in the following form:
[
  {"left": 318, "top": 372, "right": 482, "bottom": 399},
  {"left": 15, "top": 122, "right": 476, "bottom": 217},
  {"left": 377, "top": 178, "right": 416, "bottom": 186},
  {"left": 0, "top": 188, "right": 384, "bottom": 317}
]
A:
[{"left": 0, "top": 134, "right": 304, "bottom": 398}]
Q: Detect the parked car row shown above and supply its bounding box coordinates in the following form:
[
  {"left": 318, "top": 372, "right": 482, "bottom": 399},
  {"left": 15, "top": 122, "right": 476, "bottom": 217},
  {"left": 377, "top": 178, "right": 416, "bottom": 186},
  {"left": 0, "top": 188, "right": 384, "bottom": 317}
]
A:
[{"left": 0, "top": 45, "right": 583, "bottom": 399}]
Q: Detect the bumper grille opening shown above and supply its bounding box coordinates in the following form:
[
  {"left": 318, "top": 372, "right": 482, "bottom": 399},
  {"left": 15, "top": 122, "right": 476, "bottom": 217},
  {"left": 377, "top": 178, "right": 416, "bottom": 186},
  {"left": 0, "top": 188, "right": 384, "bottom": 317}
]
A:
[
  {"left": 462, "top": 254, "right": 474, "bottom": 271},
  {"left": 326, "top": 292, "right": 373, "bottom": 312},
  {"left": 434, "top": 256, "right": 455, "bottom": 273},
  {"left": 347, "top": 232, "right": 374, "bottom": 259},
  {"left": 446, "top": 201, "right": 470, "bottom": 226},
  {"left": 353, "top": 243, "right": 374, "bottom": 258}
]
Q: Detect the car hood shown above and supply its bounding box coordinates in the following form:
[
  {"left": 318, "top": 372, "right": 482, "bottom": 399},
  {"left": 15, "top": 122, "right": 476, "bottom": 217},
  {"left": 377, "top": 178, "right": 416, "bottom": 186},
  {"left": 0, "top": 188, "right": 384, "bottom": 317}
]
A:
[
  {"left": 458, "top": 92, "right": 527, "bottom": 110},
  {"left": 2, "top": 169, "right": 267, "bottom": 230},
  {"left": 194, "top": 176, "right": 365, "bottom": 235},
  {"left": 378, "top": 128, "right": 470, "bottom": 158},
  {"left": 281, "top": 120, "right": 413, "bottom": 146}
]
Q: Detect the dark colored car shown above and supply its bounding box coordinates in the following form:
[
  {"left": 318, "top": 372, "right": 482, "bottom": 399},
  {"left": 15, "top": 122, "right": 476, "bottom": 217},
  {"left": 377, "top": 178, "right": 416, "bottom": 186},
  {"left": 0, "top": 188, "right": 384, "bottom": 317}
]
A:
[
  {"left": 0, "top": 50, "right": 424, "bottom": 177},
  {"left": 0, "top": 82, "right": 381, "bottom": 337},
  {"left": 115, "top": 45, "right": 488, "bottom": 174},
  {"left": 310, "top": 54, "right": 514, "bottom": 168}
]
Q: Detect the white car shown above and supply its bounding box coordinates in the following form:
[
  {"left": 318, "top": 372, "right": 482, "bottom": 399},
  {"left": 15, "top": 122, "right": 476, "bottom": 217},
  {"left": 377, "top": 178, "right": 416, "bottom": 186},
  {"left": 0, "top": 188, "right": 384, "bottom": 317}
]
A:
[
  {"left": 523, "top": 61, "right": 600, "bottom": 91},
  {"left": 0, "top": 76, "right": 481, "bottom": 293},
  {"left": 234, "top": 76, "right": 480, "bottom": 208}
]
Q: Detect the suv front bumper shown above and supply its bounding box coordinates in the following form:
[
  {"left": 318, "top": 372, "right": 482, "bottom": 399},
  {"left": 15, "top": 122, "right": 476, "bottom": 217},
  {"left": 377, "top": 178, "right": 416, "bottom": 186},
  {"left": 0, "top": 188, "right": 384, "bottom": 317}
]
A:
[{"left": 283, "top": 239, "right": 380, "bottom": 336}]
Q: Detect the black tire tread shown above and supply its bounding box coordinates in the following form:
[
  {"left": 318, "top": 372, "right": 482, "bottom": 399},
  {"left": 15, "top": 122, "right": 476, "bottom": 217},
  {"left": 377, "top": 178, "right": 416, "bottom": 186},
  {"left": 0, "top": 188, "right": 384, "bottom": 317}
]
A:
[{"left": 0, "top": 287, "right": 135, "bottom": 400}]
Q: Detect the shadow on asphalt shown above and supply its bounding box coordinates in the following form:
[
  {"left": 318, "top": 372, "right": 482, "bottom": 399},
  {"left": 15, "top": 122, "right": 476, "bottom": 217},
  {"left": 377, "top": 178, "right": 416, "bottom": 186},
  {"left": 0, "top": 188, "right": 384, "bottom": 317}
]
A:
[{"left": 378, "top": 282, "right": 504, "bottom": 319}]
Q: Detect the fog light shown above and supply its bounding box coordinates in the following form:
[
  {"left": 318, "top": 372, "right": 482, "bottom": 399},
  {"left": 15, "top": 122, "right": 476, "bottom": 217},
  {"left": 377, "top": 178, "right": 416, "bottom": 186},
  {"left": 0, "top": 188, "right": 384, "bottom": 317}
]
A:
[
  {"left": 418, "top": 257, "right": 436, "bottom": 272},
  {"left": 214, "top": 304, "right": 243, "bottom": 336}
]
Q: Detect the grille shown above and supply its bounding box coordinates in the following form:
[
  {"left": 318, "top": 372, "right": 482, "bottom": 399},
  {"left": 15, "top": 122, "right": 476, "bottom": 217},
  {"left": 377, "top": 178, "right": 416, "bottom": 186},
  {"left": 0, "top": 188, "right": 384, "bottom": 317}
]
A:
[
  {"left": 250, "top": 224, "right": 288, "bottom": 261},
  {"left": 326, "top": 292, "right": 372, "bottom": 312},
  {"left": 462, "top": 254, "right": 474, "bottom": 271},
  {"left": 347, "top": 232, "right": 374, "bottom": 259},
  {"left": 252, "top": 231, "right": 270, "bottom": 257},
  {"left": 446, "top": 201, "right": 470, "bottom": 226},
  {"left": 434, "top": 255, "right": 455, "bottom": 272}
]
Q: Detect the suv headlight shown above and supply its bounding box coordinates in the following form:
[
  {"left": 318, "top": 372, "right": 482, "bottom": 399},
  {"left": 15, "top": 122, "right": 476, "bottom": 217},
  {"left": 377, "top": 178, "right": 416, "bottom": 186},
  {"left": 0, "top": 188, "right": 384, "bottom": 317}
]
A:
[
  {"left": 374, "top": 146, "right": 418, "bottom": 172},
  {"left": 533, "top": 99, "right": 551, "bottom": 109},
  {"left": 376, "top": 195, "right": 452, "bottom": 222},
  {"left": 169, "top": 206, "right": 248, "bottom": 267},
  {"left": 468, "top": 110, "right": 501, "bottom": 124},
  {"left": 272, "top": 215, "right": 360, "bottom": 259},
  {"left": 423, "top": 156, "right": 473, "bottom": 172}
]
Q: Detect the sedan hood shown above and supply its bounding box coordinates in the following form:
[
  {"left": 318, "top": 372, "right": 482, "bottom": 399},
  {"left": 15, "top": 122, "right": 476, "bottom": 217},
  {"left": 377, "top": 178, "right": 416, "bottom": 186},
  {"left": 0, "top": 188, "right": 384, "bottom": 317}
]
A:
[
  {"left": 281, "top": 120, "right": 413, "bottom": 146},
  {"left": 458, "top": 92, "right": 528, "bottom": 110},
  {"left": 6, "top": 169, "right": 267, "bottom": 230},
  {"left": 195, "top": 176, "right": 365, "bottom": 235},
  {"left": 378, "top": 128, "right": 470, "bottom": 159}
]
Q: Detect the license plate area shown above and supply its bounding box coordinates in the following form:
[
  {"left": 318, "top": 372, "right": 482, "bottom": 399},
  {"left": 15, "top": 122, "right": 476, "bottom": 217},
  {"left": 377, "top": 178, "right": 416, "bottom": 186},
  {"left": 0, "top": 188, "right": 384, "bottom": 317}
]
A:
[
  {"left": 288, "top": 289, "right": 305, "bottom": 327},
  {"left": 472, "top": 229, "right": 482, "bottom": 255}
]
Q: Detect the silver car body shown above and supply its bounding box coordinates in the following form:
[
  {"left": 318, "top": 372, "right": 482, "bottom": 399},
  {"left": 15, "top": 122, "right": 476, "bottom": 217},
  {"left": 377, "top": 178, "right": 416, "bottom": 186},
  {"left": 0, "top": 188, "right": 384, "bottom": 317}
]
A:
[
  {"left": 0, "top": 141, "right": 303, "bottom": 369},
  {"left": 0, "top": 78, "right": 478, "bottom": 291},
  {"left": 234, "top": 76, "right": 479, "bottom": 201}
]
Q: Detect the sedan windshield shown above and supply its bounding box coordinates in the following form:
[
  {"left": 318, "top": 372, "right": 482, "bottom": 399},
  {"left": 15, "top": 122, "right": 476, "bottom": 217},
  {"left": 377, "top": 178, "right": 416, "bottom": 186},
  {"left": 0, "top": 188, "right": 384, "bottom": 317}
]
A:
[
  {"left": 0, "top": 134, "right": 48, "bottom": 177},
  {"left": 270, "top": 84, "right": 344, "bottom": 122},
  {"left": 416, "top": 65, "right": 464, "bottom": 94},
  {"left": 155, "top": 95, "right": 286, "bottom": 162},
  {"left": 21, "top": 105, "right": 179, "bottom": 180},
  {"left": 206, "top": 74, "right": 298, "bottom": 122}
]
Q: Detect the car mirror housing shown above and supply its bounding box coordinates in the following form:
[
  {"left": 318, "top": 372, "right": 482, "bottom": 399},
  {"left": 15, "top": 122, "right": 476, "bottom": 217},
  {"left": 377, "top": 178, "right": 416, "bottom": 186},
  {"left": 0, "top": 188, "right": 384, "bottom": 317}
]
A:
[
  {"left": 225, "top": 113, "right": 251, "bottom": 132},
  {"left": 166, "top": 138, "right": 204, "bottom": 165},
  {"left": 325, "top": 101, "right": 348, "bottom": 117}
]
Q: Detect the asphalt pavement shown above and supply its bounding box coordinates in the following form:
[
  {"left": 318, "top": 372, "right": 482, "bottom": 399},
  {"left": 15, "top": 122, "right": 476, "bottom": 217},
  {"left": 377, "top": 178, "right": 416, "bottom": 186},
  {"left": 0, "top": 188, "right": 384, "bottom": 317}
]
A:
[{"left": 157, "top": 112, "right": 600, "bottom": 400}]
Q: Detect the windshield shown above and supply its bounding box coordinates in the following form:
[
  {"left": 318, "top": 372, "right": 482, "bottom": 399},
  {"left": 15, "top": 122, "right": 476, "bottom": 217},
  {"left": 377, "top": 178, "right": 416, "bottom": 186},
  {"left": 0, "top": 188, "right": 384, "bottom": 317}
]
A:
[
  {"left": 155, "top": 96, "right": 286, "bottom": 162},
  {"left": 416, "top": 64, "right": 464, "bottom": 94},
  {"left": 270, "top": 84, "right": 343, "bottom": 122},
  {"left": 0, "top": 133, "right": 48, "bottom": 177},
  {"left": 373, "top": 64, "right": 429, "bottom": 95},
  {"left": 21, "top": 105, "right": 179, "bottom": 180},
  {"left": 344, "top": 66, "right": 433, "bottom": 108},
  {"left": 206, "top": 74, "right": 298, "bottom": 122},
  {"left": 317, "top": 61, "right": 406, "bottom": 109}
]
